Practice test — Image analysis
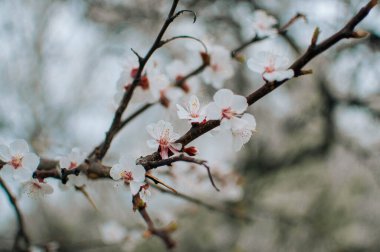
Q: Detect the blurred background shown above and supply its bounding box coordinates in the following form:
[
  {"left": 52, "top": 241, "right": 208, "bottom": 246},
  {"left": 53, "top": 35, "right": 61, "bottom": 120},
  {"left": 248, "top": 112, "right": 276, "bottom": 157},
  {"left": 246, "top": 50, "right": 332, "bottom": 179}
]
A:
[{"left": 1, "top": 0, "right": 380, "bottom": 251}]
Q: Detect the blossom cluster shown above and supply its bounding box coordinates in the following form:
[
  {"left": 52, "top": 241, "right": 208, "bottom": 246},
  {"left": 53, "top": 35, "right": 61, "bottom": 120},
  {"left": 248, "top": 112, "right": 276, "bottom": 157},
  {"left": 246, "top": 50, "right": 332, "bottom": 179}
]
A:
[{"left": 0, "top": 140, "right": 52, "bottom": 197}]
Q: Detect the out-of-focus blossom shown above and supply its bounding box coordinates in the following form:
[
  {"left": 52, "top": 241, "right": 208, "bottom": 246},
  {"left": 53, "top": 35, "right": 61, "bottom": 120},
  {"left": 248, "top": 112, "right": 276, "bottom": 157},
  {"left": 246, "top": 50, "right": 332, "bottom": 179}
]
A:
[
  {"left": 166, "top": 60, "right": 199, "bottom": 94},
  {"left": 176, "top": 95, "right": 207, "bottom": 124},
  {"left": 59, "top": 148, "right": 86, "bottom": 170},
  {"left": 249, "top": 10, "right": 278, "bottom": 38},
  {"left": 202, "top": 45, "right": 234, "bottom": 88},
  {"left": 247, "top": 52, "right": 294, "bottom": 82},
  {"left": 99, "top": 220, "right": 127, "bottom": 244},
  {"left": 110, "top": 156, "right": 146, "bottom": 195},
  {"left": 146, "top": 120, "right": 182, "bottom": 159},
  {"left": 0, "top": 140, "right": 39, "bottom": 181},
  {"left": 22, "top": 179, "right": 54, "bottom": 198},
  {"left": 230, "top": 113, "right": 257, "bottom": 151},
  {"left": 206, "top": 89, "right": 248, "bottom": 129},
  {"left": 114, "top": 57, "right": 150, "bottom": 105}
]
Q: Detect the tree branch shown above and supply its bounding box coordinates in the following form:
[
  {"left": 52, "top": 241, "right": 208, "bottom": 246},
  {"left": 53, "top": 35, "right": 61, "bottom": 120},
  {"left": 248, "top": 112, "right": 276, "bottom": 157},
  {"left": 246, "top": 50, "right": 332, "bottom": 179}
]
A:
[
  {"left": 138, "top": 0, "right": 377, "bottom": 166},
  {"left": 0, "top": 176, "right": 30, "bottom": 251},
  {"left": 94, "top": 0, "right": 180, "bottom": 161}
]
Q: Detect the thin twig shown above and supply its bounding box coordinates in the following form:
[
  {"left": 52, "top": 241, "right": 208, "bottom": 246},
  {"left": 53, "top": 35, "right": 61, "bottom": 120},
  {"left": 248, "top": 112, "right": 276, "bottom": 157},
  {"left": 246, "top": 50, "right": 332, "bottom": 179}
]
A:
[
  {"left": 0, "top": 176, "right": 30, "bottom": 251},
  {"left": 138, "top": 154, "right": 220, "bottom": 191},
  {"left": 133, "top": 194, "right": 176, "bottom": 249},
  {"left": 150, "top": 183, "right": 252, "bottom": 222}
]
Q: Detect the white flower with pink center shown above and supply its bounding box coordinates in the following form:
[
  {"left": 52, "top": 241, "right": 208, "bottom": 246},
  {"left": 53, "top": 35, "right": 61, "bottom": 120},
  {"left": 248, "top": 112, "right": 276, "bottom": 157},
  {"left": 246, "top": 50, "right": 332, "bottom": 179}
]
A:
[
  {"left": 202, "top": 45, "right": 234, "bottom": 88},
  {"left": 146, "top": 120, "right": 182, "bottom": 159},
  {"left": 247, "top": 52, "right": 294, "bottom": 82},
  {"left": 230, "top": 113, "right": 257, "bottom": 151},
  {"left": 110, "top": 156, "right": 146, "bottom": 195},
  {"left": 22, "top": 179, "right": 54, "bottom": 198},
  {"left": 59, "top": 148, "right": 86, "bottom": 170},
  {"left": 99, "top": 220, "right": 127, "bottom": 244},
  {"left": 176, "top": 95, "right": 207, "bottom": 124},
  {"left": 249, "top": 10, "right": 278, "bottom": 38},
  {"left": 0, "top": 140, "right": 39, "bottom": 181},
  {"left": 206, "top": 89, "right": 248, "bottom": 129}
]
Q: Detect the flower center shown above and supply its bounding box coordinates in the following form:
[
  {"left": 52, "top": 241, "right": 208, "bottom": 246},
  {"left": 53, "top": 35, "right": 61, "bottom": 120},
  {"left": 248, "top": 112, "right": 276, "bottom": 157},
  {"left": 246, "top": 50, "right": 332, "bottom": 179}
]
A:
[
  {"left": 257, "top": 22, "right": 267, "bottom": 30},
  {"left": 121, "top": 171, "right": 133, "bottom": 183},
  {"left": 222, "top": 107, "right": 235, "bottom": 119},
  {"left": 159, "top": 129, "right": 170, "bottom": 146},
  {"left": 69, "top": 161, "right": 77, "bottom": 170},
  {"left": 264, "top": 65, "right": 275, "bottom": 73},
  {"left": 211, "top": 64, "right": 220, "bottom": 72},
  {"left": 10, "top": 155, "right": 23, "bottom": 169}
]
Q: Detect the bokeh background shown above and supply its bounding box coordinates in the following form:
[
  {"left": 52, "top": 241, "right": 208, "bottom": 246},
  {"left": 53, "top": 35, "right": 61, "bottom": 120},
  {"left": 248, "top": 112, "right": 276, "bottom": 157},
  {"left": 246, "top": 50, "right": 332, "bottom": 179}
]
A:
[{"left": 1, "top": 0, "right": 380, "bottom": 251}]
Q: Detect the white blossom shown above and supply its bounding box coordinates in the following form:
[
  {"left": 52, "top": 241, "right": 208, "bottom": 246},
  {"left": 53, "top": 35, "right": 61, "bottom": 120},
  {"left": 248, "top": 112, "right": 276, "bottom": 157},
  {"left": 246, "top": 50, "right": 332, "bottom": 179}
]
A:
[
  {"left": 249, "top": 10, "right": 278, "bottom": 38},
  {"left": 110, "top": 156, "right": 146, "bottom": 195},
  {"left": 59, "top": 148, "right": 86, "bottom": 170},
  {"left": 206, "top": 89, "right": 248, "bottom": 129},
  {"left": 176, "top": 95, "right": 207, "bottom": 124},
  {"left": 99, "top": 221, "right": 127, "bottom": 244},
  {"left": 22, "top": 179, "right": 54, "bottom": 198},
  {"left": 230, "top": 113, "right": 257, "bottom": 151},
  {"left": 247, "top": 52, "right": 294, "bottom": 82},
  {"left": 146, "top": 120, "right": 182, "bottom": 159},
  {"left": 202, "top": 45, "right": 234, "bottom": 88},
  {"left": 0, "top": 140, "right": 39, "bottom": 181}
]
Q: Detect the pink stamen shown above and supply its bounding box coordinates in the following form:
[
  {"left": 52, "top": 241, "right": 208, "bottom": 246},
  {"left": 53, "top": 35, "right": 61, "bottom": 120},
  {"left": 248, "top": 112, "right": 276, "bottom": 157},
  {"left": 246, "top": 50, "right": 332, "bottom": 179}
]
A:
[
  {"left": 10, "top": 156, "right": 22, "bottom": 169},
  {"left": 69, "top": 161, "right": 77, "bottom": 170},
  {"left": 222, "top": 107, "right": 234, "bottom": 119},
  {"left": 121, "top": 171, "right": 133, "bottom": 183}
]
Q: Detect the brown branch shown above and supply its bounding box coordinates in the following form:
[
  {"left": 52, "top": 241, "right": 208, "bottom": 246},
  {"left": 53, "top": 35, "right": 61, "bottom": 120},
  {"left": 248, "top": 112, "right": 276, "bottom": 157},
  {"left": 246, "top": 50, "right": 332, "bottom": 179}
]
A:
[
  {"left": 138, "top": 0, "right": 377, "bottom": 166},
  {"left": 88, "top": 103, "right": 155, "bottom": 158},
  {"left": 95, "top": 0, "right": 180, "bottom": 161},
  {"left": 133, "top": 195, "right": 176, "bottom": 249},
  {"left": 138, "top": 154, "right": 219, "bottom": 191},
  {"left": 0, "top": 176, "right": 30, "bottom": 251}
]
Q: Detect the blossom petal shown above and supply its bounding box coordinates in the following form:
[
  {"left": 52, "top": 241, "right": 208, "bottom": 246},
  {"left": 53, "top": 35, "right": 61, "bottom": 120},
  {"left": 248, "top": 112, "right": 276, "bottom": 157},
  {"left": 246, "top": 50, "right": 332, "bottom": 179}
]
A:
[
  {"left": 214, "top": 89, "right": 234, "bottom": 108},
  {"left": 220, "top": 119, "right": 232, "bottom": 130},
  {"left": 169, "top": 143, "right": 182, "bottom": 152},
  {"left": 110, "top": 164, "right": 124, "bottom": 181},
  {"left": 176, "top": 104, "right": 190, "bottom": 120},
  {"left": 0, "top": 145, "right": 11, "bottom": 161},
  {"left": 241, "top": 113, "right": 257, "bottom": 130},
  {"left": 160, "top": 146, "right": 169, "bottom": 160},
  {"left": 206, "top": 102, "right": 222, "bottom": 120},
  {"left": 231, "top": 95, "right": 248, "bottom": 114},
  {"left": 188, "top": 95, "right": 200, "bottom": 115},
  {"left": 130, "top": 181, "right": 144, "bottom": 195},
  {"left": 247, "top": 58, "right": 265, "bottom": 74},
  {"left": 263, "top": 69, "right": 294, "bottom": 82},
  {"left": 22, "top": 153, "right": 40, "bottom": 170},
  {"left": 13, "top": 168, "right": 33, "bottom": 181},
  {"left": 147, "top": 139, "right": 159, "bottom": 149},
  {"left": 10, "top": 140, "right": 29, "bottom": 156},
  {"left": 131, "top": 165, "right": 146, "bottom": 182}
]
